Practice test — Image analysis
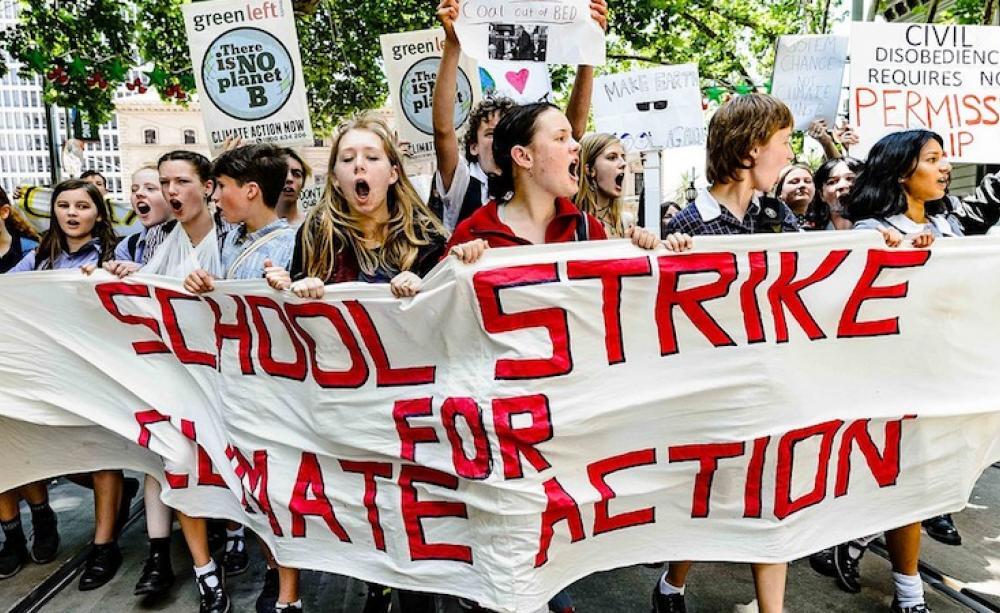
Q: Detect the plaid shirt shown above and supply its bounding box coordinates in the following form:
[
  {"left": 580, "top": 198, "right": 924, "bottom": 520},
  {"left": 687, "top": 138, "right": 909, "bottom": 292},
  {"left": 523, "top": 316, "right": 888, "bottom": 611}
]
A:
[{"left": 667, "top": 189, "right": 800, "bottom": 236}]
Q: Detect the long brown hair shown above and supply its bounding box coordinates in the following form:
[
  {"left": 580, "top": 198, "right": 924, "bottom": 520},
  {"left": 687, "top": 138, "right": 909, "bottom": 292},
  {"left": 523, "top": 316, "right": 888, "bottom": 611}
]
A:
[
  {"left": 300, "top": 114, "right": 446, "bottom": 279},
  {"left": 576, "top": 133, "right": 625, "bottom": 237},
  {"left": 0, "top": 185, "right": 40, "bottom": 241},
  {"left": 34, "top": 179, "right": 117, "bottom": 270}
]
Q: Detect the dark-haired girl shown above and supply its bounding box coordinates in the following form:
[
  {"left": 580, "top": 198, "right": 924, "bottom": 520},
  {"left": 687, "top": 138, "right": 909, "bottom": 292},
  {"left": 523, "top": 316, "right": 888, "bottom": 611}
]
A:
[
  {"left": 5, "top": 179, "right": 128, "bottom": 592},
  {"left": 448, "top": 102, "right": 688, "bottom": 262},
  {"left": 804, "top": 157, "right": 863, "bottom": 231},
  {"left": 835, "top": 129, "right": 952, "bottom": 613}
]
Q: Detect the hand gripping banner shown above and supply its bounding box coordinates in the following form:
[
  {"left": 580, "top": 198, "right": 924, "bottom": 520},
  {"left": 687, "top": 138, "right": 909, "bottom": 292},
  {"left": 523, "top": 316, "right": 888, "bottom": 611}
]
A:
[{"left": 1, "top": 232, "right": 998, "bottom": 612}]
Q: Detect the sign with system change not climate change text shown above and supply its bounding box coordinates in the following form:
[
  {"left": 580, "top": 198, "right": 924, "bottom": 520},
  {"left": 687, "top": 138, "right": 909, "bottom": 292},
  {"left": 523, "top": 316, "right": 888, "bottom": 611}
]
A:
[{"left": 850, "top": 22, "right": 1000, "bottom": 163}]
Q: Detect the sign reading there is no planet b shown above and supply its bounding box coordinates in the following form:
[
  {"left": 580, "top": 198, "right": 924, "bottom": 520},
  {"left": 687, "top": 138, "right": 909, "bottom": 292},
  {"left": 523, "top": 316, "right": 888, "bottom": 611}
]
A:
[
  {"left": 770, "top": 35, "right": 848, "bottom": 131},
  {"left": 183, "top": 0, "right": 314, "bottom": 154}
]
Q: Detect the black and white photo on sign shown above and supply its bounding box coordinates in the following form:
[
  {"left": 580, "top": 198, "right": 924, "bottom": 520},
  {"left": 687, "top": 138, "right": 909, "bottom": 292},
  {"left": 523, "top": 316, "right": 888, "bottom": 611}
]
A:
[{"left": 488, "top": 23, "right": 548, "bottom": 61}]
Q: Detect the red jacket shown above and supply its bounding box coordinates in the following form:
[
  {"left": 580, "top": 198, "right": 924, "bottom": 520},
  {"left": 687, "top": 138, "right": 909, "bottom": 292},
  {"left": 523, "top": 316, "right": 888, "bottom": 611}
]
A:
[{"left": 445, "top": 198, "right": 607, "bottom": 254}]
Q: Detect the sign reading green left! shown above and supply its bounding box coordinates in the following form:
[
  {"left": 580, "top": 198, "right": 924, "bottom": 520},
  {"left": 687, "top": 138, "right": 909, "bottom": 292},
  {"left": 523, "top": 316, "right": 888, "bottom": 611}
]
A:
[{"left": 183, "top": 0, "right": 314, "bottom": 154}]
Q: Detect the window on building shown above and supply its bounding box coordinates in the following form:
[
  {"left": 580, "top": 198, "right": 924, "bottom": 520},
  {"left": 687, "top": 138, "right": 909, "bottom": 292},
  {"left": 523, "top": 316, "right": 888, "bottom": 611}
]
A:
[
  {"left": 144, "top": 128, "right": 158, "bottom": 144},
  {"left": 183, "top": 129, "right": 196, "bottom": 144}
]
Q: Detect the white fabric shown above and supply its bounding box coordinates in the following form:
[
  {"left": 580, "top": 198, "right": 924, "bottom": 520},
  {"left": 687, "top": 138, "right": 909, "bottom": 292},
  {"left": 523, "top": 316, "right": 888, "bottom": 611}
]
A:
[
  {"left": 693, "top": 188, "right": 761, "bottom": 222},
  {"left": 142, "top": 222, "right": 223, "bottom": 278},
  {"left": 1, "top": 233, "right": 999, "bottom": 613},
  {"left": 435, "top": 158, "right": 489, "bottom": 231}
]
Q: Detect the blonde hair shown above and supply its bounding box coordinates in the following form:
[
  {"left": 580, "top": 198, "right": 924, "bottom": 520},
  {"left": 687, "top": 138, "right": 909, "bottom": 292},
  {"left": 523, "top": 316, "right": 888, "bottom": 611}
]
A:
[
  {"left": 300, "top": 113, "right": 447, "bottom": 280},
  {"left": 575, "top": 133, "right": 625, "bottom": 237}
]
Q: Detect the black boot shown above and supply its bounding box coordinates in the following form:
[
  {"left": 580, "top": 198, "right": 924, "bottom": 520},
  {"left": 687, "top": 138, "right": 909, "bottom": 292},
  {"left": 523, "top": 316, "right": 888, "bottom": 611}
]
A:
[
  {"left": 0, "top": 519, "right": 29, "bottom": 579},
  {"left": 134, "top": 537, "right": 175, "bottom": 596},
  {"left": 78, "top": 541, "right": 122, "bottom": 591},
  {"left": 29, "top": 503, "right": 59, "bottom": 564},
  {"left": 922, "top": 514, "right": 962, "bottom": 546},
  {"left": 196, "top": 563, "right": 231, "bottom": 613}
]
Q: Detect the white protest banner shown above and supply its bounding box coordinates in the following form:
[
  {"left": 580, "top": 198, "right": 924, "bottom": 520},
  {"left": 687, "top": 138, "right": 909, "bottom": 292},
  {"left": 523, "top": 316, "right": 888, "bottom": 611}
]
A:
[
  {"left": 183, "top": 0, "right": 314, "bottom": 155},
  {"left": 593, "top": 64, "right": 705, "bottom": 153},
  {"left": 771, "top": 35, "right": 848, "bottom": 131},
  {"left": 455, "top": 0, "right": 605, "bottom": 66},
  {"left": 380, "top": 29, "right": 482, "bottom": 158},
  {"left": 850, "top": 22, "right": 1000, "bottom": 163},
  {"left": 3, "top": 234, "right": 1000, "bottom": 613},
  {"left": 479, "top": 59, "right": 553, "bottom": 103}
]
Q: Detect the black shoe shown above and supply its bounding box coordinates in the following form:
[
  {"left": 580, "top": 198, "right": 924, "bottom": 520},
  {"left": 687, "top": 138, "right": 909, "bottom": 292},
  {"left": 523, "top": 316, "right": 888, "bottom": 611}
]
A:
[
  {"left": 808, "top": 547, "right": 836, "bottom": 578},
  {"left": 891, "top": 597, "right": 931, "bottom": 612},
  {"left": 222, "top": 534, "right": 249, "bottom": 576},
  {"left": 362, "top": 583, "right": 392, "bottom": 613},
  {"left": 197, "top": 566, "right": 231, "bottom": 613},
  {"left": 30, "top": 508, "right": 59, "bottom": 564},
  {"left": 256, "top": 567, "right": 279, "bottom": 613},
  {"left": 922, "top": 514, "right": 962, "bottom": 546},
  {"left": 650, "top": 585, "right": 687, "bottom": 613},
  {"left": 78, "top": 542, "right": 122, "bottom": 591},
  {"left": 115, "top": 477, "right": 140, "bottom": 537},
  {"left": 134, "top": 540, "right": 175, "bottom": 596},
  {"left": 0, "top": 528, "right": 28, "bottom": 579},
  {"left": 833, "top": 540, "right": 867, "bottom": 594}
]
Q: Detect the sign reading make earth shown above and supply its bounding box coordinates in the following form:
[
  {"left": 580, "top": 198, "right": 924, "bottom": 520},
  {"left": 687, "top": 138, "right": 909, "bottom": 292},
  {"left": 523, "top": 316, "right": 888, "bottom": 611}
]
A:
[{"left": 183, "top": 0, "right": 313, "bottom": 154}]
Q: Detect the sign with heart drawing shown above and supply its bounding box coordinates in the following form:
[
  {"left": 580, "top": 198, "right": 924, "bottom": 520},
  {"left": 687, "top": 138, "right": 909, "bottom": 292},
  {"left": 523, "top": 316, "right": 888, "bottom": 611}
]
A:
[{"left": 478, "top": 58, "right": 553, "bottom": 103}]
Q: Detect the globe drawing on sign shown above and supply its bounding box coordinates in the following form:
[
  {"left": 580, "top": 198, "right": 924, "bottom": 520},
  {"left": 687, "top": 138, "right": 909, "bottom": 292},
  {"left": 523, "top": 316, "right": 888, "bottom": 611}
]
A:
[
  {"left": 400, "top": 57, "right": 473, "bottom": 135},
  {"left": 201, "top": 27, "right": 295, "bottom": 121}
]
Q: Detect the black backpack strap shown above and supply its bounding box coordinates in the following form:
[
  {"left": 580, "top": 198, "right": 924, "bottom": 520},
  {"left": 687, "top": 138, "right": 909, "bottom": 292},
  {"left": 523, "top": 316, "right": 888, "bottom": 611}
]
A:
[
  {"left": 126, "top": 233, "right": 141, "bottom": 261},
  {"left": 575, "top": 211, "right": 589, "bottom": 242}
]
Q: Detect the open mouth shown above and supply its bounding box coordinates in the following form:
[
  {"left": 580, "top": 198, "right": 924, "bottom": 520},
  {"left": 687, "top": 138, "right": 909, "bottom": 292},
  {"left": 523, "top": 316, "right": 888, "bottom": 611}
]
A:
[
  {"left": 136, "top": 203, "right": 151, "bottom": 215},
  {"left": 355, "top": 179, "right": 371, "bottom": 200},
  {"left": 614, "top": 173, "right": 625, "bottom": 189},
  {"left": 569, "top": 160, "right": 579, "bottom": 182},
  {"left": 66, "top": 220, "right": 80, "bottom": 228},
  {"left": 169, "top": 199, "right": 183, "bottom": 212}
]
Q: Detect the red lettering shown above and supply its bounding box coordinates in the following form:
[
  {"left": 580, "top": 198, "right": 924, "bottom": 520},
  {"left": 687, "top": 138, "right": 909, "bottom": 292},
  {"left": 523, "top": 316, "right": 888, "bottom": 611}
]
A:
[
  {"left": 246, "top": 296, "right": 307, "bottom": 380},
  {"left": 767, "top": 250, "right": 849, "bottom": 343},
  {"left": 339, "top": 460, "right": 393, "bottom": 551},
  {"left": 740, "top": 251, "right": 768, "bottom": 343},
  {"left": 565, "top": 257, "right": 653, "bottom": 364},
  {"left": 774, "top": 420, "right": 843, "bottom": 520},
  {"left": 288, "top": 452, "right": 350, "bottom": 541},
  {"left": 473, "top": 264, "right": 572, "bottom": 379},
  {"left": 441, "top": 398, "right": 491, "bottom": 479},
  {"left": 838, "top": 250, "right": 931, "bottom": 338},
  {"left": 205, "top": 295, "right": 255, "bottom": 374},
  {"left": 743, "top": 436, "right": 770, "bottom": 518},
  {"left": 655, "top": 253, "right": 737, "bottom": 356},
  {"left": 95, "top": 282, "right": 169, "bottom": 355},
  {"left": 834, "top": 416, "right": 914, "bottom": 497},
  {"left": 492, "top": 394, "right": 553, "bottom": 479},
  {"left": 228, "top": 447, "right": 284, "bottom": 536},
  {"left": 179, "top": 419, "right": 227, "bottom": 488},
  {"left": 587, "top": 448, "right": 657, "bottom": 535},
  {"left": 134, "top": 409, "right": 170, "bottom": 448},
  {"left": 535, "top": 477, "right": 585, "bottom": 567},
  {"left": 393, "top": 398, "right": 438, "bottom": 462},
  {"left": 345, "top": 301, "right": 436, "bottom": 386},
  {"left": 285, "top": 302, "right": 368, "bottom": 388},
  {"left": 399, "top": 465, "right": 471, "bottom": 563},
  {"left": 668, "top": 442, "right": 745, "bottom": 518},
  {"left": 854, "top": 87, "right": 878, "bottom": 127},
  {"left": 155, "top": 287, "right": 216, "bottom": 367}
]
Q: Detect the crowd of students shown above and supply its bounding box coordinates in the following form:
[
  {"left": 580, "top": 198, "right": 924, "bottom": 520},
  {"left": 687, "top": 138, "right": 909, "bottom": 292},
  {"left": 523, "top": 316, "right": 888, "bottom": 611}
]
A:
[{"left": 2, "top": 2, "right": 1000, "bottom": 612}]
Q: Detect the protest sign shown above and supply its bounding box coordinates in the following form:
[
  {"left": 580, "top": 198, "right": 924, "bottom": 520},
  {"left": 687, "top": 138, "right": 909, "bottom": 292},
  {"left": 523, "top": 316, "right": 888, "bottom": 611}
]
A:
[
  {"left": 3, "top": 234, "right": 1000, "bottom": 613},
  {"left": 771, "top": 35, "right": 848, "bottom": 131},
  {"left": 479, "top": 59, "right": 553, "bottom": 103},
  {"left": 182, "top": 0, "right": 314, "bottom": 155},
  {"left": 380, "top": 29, "right": 482, "bottom": 158},
  {"left": 593, "top": 64, "right": 705, "bottom": 153},
  {"left": 455, "top": 0, "right": 605, "bottom": 66},
  {"left": 850, "top": 22, "right": 1000, "bottom": 163}
]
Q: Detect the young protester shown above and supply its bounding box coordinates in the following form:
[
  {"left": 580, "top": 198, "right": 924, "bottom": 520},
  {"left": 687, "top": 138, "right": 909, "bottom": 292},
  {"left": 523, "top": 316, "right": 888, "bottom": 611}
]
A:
[
  {"left": 6, "top": 179, "right": 131, "bottom": 591},
  {"left": 659, "top": 201, "right": 683, "bottom": 239},
  {"left": 657, "top": 93, "right": 799, "bottom": 613},
  {"left": 432, "top": 0, "right": 607, "bottom": 231},
  {"left": 276, "top": 148, "right": 311, "bottom": 227},
  {"left": 446, "top": 101, "right": 688, "bottom": 613},
  {"left": 829, "top": 129, "right": 957, "bottom": 613},
  {"left": 774, "top": 163, "right": 815, "bottom": 225},
  {"left": 575, "top": 133, "right": 629, "bottom": 237},
  {"left": 0, "top": 185, "right": 39, "bottom": 274},
  {"left": 104, "top": 165, "right": 174, "bottom": 272},
  {"left": 264, "top": 114, "right": 447, "bottom": 613},
  {"left": 81, "top": 169, "right": 109, "bottom": 196},
  {"left": 803, "top": 157, "right": 863, "bottom": 231}
]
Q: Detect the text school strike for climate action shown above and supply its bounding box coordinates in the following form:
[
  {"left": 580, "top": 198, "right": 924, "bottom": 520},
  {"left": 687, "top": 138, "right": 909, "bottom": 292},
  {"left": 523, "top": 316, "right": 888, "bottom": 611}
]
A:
[{"left": 90, "top": 245, "right": 933, "bottom": 565}]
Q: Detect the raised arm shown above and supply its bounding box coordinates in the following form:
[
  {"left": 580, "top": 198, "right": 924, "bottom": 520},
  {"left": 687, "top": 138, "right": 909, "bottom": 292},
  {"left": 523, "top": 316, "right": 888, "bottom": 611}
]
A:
[
  {"left": 433, "top": 0, "right": 463, "bottom": 192},
  {"left": 564, "top": 0, "right": 608, "bottom": 140}
]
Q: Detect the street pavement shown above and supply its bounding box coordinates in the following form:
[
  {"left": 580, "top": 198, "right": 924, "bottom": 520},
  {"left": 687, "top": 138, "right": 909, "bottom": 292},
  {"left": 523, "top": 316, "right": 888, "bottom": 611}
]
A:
[{"left": 1, "top": 467, "right": 997, "bottom": 612}]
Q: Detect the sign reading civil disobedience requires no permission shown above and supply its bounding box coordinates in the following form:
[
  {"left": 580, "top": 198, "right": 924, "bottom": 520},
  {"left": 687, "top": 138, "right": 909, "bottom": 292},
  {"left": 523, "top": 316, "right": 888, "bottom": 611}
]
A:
[
  {"left": 850, "top": 22, "right": 1000, "bottom": 164},
  {"left": 184, "top": 0, "right": 314, "bottom": 154}
]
